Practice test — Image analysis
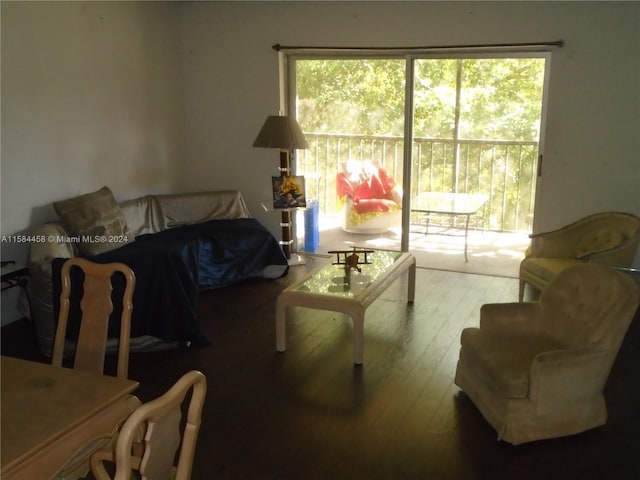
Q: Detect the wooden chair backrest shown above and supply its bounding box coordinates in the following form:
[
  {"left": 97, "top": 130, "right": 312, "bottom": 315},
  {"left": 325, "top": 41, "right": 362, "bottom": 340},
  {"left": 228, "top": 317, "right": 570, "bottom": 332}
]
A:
[
  {"left": 91, "top": 370, "right": 207, "bottom": 480},
  {"left": 51, "top": 257, "right": 136, "bottom": 379}
]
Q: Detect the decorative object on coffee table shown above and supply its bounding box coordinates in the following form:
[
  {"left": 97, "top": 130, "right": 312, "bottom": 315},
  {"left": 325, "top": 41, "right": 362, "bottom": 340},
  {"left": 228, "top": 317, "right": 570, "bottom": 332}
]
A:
[{"left": 328, "top": 247, "right": 375, "bottom": 273}]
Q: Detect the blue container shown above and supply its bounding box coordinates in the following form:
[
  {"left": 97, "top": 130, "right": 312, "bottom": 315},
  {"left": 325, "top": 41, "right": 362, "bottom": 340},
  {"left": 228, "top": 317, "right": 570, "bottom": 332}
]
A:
[{"left": 304, "top": 200, "right": 320, "bottom": 253}]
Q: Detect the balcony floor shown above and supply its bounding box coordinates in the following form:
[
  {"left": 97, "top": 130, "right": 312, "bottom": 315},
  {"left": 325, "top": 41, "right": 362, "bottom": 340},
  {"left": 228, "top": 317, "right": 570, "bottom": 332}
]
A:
[{"left": 297, "top": 214, "right": 530, "bottom": 279}]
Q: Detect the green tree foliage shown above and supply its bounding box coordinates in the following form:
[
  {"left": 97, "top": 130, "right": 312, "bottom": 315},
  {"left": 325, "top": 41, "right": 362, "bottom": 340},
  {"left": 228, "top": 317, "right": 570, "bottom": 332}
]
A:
[
  {"left": 458, "top": 59, "right": 545, "bottom": 141},
  {"left": 297, "top": 57, "right": 545, "bottom": 141},
  {"left": 413, "top": 59, "right": 459, "bottom": 138},
  {"left": 296, "top": 59, "right": 405, "bottom": 136}
]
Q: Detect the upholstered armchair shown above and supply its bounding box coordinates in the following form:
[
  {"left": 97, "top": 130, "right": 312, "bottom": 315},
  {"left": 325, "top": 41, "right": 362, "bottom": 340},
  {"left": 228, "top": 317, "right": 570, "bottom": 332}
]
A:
[
  {"left": 519, "top": 211, "right": 640, "bottom": 301},
  {"left": 455, "top": 264, "right": 640, "bottom": 445},
  {"left": 336, "top": 160, "right": 402, "bottom": 234}
]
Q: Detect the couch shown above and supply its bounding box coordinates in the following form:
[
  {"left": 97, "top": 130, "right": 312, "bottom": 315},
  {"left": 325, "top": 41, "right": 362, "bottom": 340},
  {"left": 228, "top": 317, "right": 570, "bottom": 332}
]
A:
[
  {"left": 336, "top": 160, "right": 402, "bottom": 234},
  {"left": 29, "top": 187, "right": 288, "bottom": 356},
  {"left": 519, "top": 211, "right": 640, "bottom": 301}
]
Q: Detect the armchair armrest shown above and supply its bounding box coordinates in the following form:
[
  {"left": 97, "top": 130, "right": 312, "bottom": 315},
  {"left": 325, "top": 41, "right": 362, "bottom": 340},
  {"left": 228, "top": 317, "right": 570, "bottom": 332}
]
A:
[
  {"left": 529, "top": 346, "right": 610, "bottom": 412},
  {"left": 528, "top": 227, "right": 587, "bottom": 258},
  {"left": 479, "top": 302, "right": 543, "bottom": 335}
]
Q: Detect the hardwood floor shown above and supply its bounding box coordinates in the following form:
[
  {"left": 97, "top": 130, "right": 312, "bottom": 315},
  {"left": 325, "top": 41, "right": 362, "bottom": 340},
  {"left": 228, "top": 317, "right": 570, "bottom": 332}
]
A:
[{"left": 3, "top": 258, "right": 640, "bottom": 479}]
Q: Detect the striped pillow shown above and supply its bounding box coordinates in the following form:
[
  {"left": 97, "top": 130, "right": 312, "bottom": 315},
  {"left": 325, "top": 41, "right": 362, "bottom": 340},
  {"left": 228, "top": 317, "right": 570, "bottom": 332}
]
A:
[{"left": 53, "top": 186, "right": 132, "bottom": 255}]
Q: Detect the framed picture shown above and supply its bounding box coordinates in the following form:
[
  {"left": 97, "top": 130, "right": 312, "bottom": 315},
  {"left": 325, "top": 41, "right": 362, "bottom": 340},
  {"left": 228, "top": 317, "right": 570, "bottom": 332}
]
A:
[{"left": 272, "top": 175, "right": 306, "bottom": 209}]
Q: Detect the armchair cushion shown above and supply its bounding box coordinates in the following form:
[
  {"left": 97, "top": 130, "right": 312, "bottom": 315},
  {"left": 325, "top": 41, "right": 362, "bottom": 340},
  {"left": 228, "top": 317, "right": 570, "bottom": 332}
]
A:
[
  {"left": 459, "top": 330, "right": 562, "bottom": 398},
  {"left": 520, "top": 257, "right": 581, "bottom": 283}
]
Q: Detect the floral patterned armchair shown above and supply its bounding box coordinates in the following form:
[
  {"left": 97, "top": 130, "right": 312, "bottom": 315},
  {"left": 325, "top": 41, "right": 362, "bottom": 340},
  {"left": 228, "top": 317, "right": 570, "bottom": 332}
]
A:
[{"left": 336, "top": 160, "right": 402, "bottom": 234}]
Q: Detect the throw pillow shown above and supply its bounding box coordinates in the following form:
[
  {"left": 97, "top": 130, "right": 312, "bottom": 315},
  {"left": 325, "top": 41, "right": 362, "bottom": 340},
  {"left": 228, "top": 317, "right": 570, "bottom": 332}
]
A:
[{"left": 53, "top": 186, "right": 133, "bottom": 255}]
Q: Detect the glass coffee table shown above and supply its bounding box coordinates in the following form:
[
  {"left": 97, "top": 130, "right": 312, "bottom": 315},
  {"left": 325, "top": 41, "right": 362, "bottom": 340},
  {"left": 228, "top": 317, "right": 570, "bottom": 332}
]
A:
[{"left": 276, "top": 250, "right": 416, "bottom": 365}]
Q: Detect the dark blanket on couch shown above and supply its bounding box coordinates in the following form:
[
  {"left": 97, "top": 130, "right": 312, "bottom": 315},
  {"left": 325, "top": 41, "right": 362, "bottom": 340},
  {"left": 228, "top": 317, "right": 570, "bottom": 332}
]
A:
[{"left": 52, "top": 218, "right": 288, "bottom": 346}]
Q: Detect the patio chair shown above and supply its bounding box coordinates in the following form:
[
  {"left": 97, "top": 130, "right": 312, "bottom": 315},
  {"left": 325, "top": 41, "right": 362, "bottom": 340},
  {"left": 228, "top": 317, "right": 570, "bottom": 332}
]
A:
[{"left": 336, "top": 160, "right": 402, "bottom": 234}]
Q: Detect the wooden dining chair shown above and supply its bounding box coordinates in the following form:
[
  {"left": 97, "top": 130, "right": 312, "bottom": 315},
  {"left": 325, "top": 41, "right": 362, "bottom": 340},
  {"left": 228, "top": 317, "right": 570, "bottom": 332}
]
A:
[
  {"left": 52, "top": 257, "right": 136, "bottom": 379},
  {"left": 90, "top": 370, "right": 207, "bottom": 480},
  {"left": 50, "top": 257, "right": 137, "bottom": 479}
]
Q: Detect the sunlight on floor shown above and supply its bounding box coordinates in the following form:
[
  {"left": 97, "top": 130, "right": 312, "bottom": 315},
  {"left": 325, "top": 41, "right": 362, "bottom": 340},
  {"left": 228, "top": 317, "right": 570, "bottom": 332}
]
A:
[{"left": 296, "top": 211, "right": 529, "bottom": 278}]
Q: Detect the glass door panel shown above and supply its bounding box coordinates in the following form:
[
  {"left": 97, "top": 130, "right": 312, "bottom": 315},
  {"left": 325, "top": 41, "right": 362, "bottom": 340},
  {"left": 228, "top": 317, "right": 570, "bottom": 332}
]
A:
[
  {"left": 293, "top": 58, "right": 406, "bottom": 254},
  {"left": 409, "top": 57, "right": 546, "bottom": 264}
]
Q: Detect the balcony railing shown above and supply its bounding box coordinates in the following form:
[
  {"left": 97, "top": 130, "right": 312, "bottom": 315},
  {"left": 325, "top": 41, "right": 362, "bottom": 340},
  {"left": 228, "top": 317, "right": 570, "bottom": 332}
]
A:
[{"left": 297, "top": 133, "right": 538, "bottom": 232}]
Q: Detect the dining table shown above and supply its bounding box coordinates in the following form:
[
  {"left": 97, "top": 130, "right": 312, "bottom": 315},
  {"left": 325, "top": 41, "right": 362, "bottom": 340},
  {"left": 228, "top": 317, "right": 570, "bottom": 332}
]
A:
[{"left": 1, "top": 355, "right": 139, "bottom": 480}]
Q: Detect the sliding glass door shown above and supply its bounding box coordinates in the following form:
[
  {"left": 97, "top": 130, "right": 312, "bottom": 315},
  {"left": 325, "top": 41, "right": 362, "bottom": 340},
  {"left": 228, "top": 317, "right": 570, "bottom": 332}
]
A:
[{"left": 288, "top": 53, "right": 549, "bottom": 263}]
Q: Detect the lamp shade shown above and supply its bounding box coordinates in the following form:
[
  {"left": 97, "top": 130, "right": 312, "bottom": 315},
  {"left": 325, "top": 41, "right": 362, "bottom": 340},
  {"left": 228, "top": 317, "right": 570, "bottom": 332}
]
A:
[{"left": 253, "top": 115, "right": 310, "bottom": 150}]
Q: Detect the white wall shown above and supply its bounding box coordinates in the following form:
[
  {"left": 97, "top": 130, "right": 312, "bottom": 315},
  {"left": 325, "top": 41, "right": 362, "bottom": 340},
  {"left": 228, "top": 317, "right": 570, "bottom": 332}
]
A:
[
  {"left": 2, "top": 1, "right": 639, "bottom": 322},
  {"left": 1, "top": 1, "right": 183, "bottom": 323}
]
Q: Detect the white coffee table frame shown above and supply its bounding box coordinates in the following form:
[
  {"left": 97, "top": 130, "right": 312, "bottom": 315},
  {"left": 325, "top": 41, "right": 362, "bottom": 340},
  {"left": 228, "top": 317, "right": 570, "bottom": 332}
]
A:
[{"left": 276, "top": 251, "right": 416, "bottom": 365}]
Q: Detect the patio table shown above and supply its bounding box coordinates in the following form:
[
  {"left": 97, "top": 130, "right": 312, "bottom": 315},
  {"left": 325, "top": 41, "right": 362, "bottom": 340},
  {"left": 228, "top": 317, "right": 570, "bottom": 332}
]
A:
[{"left": 411, "top": 192, "right": 489, "bottom": 262}]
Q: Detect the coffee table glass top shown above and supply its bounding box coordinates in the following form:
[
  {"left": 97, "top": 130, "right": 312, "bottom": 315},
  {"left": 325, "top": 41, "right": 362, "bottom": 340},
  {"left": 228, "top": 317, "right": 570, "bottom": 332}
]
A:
[{"left": 293, "top": 250, "right": 403, "bottom": 297}]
